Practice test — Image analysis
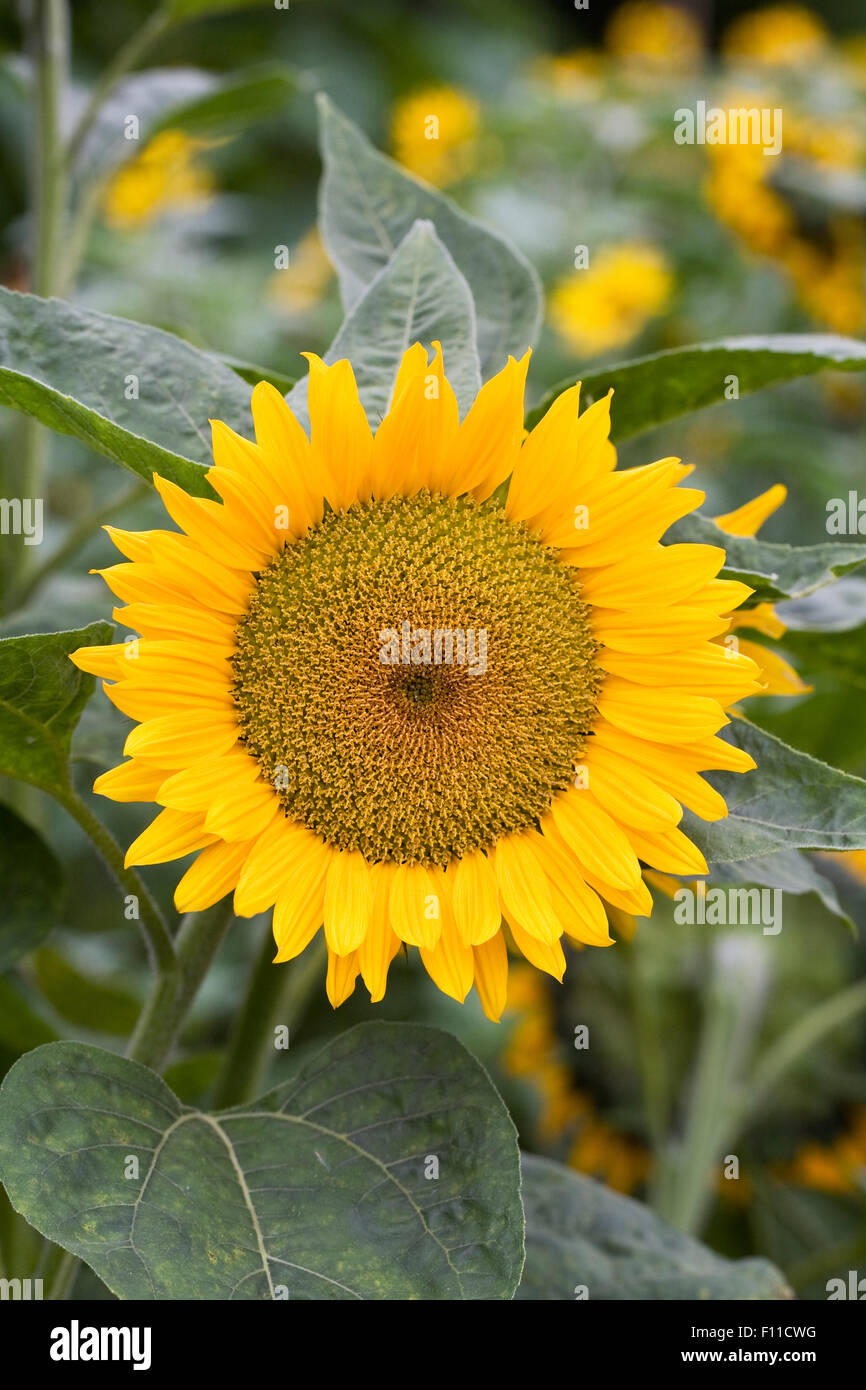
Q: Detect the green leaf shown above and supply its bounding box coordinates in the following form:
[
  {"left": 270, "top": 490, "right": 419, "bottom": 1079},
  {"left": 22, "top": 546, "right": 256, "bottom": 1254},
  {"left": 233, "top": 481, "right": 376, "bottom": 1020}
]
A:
[
  {"left": 0, "top": 1024, "right": 523, "bottom": 1300},
  {"left": 0, "top": 623, "right": 112, "bottom": 793},
  {"left": 778, "top": 576, "right": 866, "bottom": 633},
  {"left": 163, "top": 0, "right": 275, "bottom": 20},
  {"left": 519, "top": 1155, "right": 790, "bottom": 1300},
  {"left": 76, "top": 65, "right": 295, "bottom": 184},
  {"left": 316, "top": 94, "right": 541, "bottom": 379},
  {"left": 683, "top": 718, "right": 866, "bottom": 862},
  {"left": 0, "top": 807, "right": 63, "bottom": 970},
  {"left": 0, "top": 289, "right": 253, "bottom": 496},
  {"left": 287, "top": 220, "right": 480, "bottom": 425},
  {"left": 710, "top": 850, "right": 850, "bottom": 927},
  {"left": 527, "top": 334, "right": 866, "bottom": 437},
  {"left": 668, "top": 512, "right": 866, "bottom": 603},
  {"left": 33, "top": 950, "right": 140, "bottom": 1036}
]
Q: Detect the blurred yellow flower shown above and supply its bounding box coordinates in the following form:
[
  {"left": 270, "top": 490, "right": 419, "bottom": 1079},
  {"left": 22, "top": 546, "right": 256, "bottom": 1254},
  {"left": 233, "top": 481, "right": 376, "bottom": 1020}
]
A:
[
  {"left": 269, "top": 228, "right": 333, "bottom": 316},
  {"left": 531, "top": 49, "right": 603, "bottom": 102},
  {"left": 102, "top": 129, "right": 214, "bottom": 231},
  {"left": 503, "top": 965, "right": 650, "bottom": 1193},
  {"left": 549, "top": 243, "right": 673, "bottom": 357},
  {"left": 782, "top": 226, "right": 866, "bottom": 336},
  {"left": 390, "top": 85, "right": 480, "bottom": 186},
  {"left": 782, "top": 1109, "right": 866, "bottom": 1195},
  {"left": 605, "top": 1, "right": 703, "bottom": 71},
  {"left": 722, "top": 5, "right": 827, "bottom": 68}
]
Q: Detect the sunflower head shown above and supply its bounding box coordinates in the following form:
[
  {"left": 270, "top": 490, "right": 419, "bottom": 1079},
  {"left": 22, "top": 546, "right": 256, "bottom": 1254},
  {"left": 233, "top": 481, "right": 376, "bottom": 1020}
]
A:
[{"left": 72, "top": 343, "right": 760, "bottom": 1018}]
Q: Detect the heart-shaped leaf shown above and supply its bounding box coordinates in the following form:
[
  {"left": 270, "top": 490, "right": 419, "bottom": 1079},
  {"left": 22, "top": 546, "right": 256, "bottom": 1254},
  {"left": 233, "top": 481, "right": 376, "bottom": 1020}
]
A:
[
  {"left": 0, "top": 289, "right": 253, "bottom": 496},
  {"left": 316, "top": 94, "right": 541, "bottom": 379},
  {"left": 519, "top": 1155, "right": 790, "bottom": 1300},
  {"left": 684, "top": 719, "right": 866, "bottom": 862},
  {"left": 288, "top": 220, "right": 480, "bottom": 425},
  {"left": 0, "top": 622, "right": 112, "bottom": 792},
  {"left": 528, "top": 334, "right": 866, "bottom": 437},
  {"left": 0, "top": 1024, "right": 523, "bottom": 1300}
]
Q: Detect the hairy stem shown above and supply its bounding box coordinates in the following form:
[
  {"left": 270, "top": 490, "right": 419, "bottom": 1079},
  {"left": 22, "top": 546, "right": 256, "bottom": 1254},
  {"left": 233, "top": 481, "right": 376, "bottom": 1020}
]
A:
[
  {"left": 56, "top": 785, "right": 176, "bottom": 976},
  {"left": 212, "top": 928, "right": 327, "bottom": 1108},
  {"left": 127, "top": 901, "right": 235, "bottom": 1072}
]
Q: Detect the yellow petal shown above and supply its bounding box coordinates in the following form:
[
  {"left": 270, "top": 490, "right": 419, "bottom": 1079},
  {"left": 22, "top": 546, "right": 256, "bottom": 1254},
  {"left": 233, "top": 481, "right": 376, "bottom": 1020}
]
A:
[
  {"left": 93, "top": 760, "right": 169, "bottom": 803},
  {"left": 626, "top": 824, "right": 708, "bottom": 876},
  {"left": 152, "top": 473, "right": 273, "bottom": 570},
  {"left": 579, "top": 544, "right": 725, "bottom": 609},
  {"left": 174, "top": 837, "right": 255, "bottom": 913},
  {"left": 69, "top": 643, "right": 129, "bottom": 679},
  {"left": 547, "top": 790, "right": 642, "bottom": 890},
  {"left": 303, "top": 354, "right": 373, "bottom": 510},
  {"left": 450, "top": 849, "right": 501, "bottom": 945},
  {"left": 597, "top": 677, "right": 728, "bottom": 742},
  {"left": 389, "top": 862, "right": 442, "bottom": 949},
  {"left": 326, "top": 948, "right": 360, "bottom": 1007},
  {"left": 736, "top": 637, "right": 812, "bottom": 696},
  {"left": 234, "top": 817, "right": 324, "bottom": 917},
  {"left": 581, "top": 743, "right": 682, "bottom": 830},
  {"left": 592, "top": 605, "right": 729, "bottom": 653},
  {"left": 125, "top": 808, "right": 218, "bottom": 867},
  {"left": 323, "top": 849, "right": 373, "bottom": 955},
  {"left": 359, "top": 865, "right": 402, "bottom": 1002},
  {"left": 124, "top": 711, "right": 238, "bottom": 766},
  {"left": 272, "top": 848, "right": 331, "bottom": 963},
  {"left": 493, "top": 833, "right": 562, "bottom": 944},
  {"left": 503, "top": 913, "right": 566, "bottom": 979},
  {"left": 714, "top": 484, "right": 787, "bottom": 537},
  {"left": 204, "top": 779, "right": 280, "bottom": 841},
  {"left": 442, "top": 351, "right": 530, "bottom": 498},
  {"left": 419, "top": 904, "right": 474, "bottom": 1003},
  {"left": 156, "top": 749, "right": 259, "bottom": 811},
  {"left": 472, "top": 931, "right": 509, "bottom": 1021}
]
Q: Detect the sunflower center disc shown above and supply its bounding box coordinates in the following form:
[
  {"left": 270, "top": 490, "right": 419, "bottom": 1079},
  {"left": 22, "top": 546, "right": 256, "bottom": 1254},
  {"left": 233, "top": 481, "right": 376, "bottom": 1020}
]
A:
[{"left": 232, "top": 491, "right": 602, "bottom": 866}]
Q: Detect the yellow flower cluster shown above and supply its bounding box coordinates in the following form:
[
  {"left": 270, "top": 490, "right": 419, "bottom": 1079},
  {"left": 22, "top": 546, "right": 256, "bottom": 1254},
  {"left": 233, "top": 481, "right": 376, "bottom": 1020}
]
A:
[
  {"left": 722, "top": 5, "right": 828, "bottom": 69},
  {"left": 390, "top": 85, "right": 480, "bottom": 186},
  {"left": 102, "top": 129, "right": 214, "bottom": 231},
  {"left": 503, "top": 965, "right": 650, "bottom": 1194},
  {"left": 705, "top": 109, "right": 866, "bottom": 335},
  {"left": 780, "top": 1109, "right": 866, "bottom": 1195},
  {"left": 605, "top": 1, "right": 703, "bottom": 72},
  {"left": 549, "top": 243, "right": 673, "bottom": 358}
]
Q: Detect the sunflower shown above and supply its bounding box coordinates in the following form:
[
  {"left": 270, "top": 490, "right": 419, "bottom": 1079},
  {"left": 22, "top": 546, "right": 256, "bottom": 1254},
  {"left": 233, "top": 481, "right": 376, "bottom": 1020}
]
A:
[{"left": 71, "top": 345, "right": 760, "bottom": 1018}]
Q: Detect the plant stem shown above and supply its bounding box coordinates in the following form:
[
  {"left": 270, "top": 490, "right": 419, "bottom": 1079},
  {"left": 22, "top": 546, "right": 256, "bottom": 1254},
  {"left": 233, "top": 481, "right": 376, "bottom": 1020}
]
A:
[
  {"left": 211, "top": 929, "right": 326, "bottom": 1108},
  {"left": 625, "top": 935, "right": 669, "bottom": 1149},
  {"left": 16, "top": 0, "right": 69, "bottom": 598},
  {"left": 32, "top": 0, "right": 68, "bottom": 299},
  {"left": 742, "top": 976, "right": 866, "bottom": 1122},
  {"left": 64, "top": 7, "right": 172, "bottom": 167},
  {"left": 56, "top": 784, "right": 176, "bottom": 976},
  {"left": 652, "top": 937, "right": 770, "bottom": 1234},
  {"left": 127, "top": 900, "right": 235, "bottom": 1071}
]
